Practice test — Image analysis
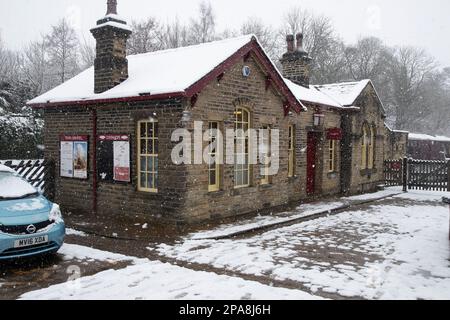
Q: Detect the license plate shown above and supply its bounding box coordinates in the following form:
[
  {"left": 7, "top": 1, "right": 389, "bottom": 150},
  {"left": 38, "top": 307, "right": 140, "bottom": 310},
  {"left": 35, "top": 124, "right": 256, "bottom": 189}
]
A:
[{"left": 14, "top": 236, "right": 49, "bottom": 248}]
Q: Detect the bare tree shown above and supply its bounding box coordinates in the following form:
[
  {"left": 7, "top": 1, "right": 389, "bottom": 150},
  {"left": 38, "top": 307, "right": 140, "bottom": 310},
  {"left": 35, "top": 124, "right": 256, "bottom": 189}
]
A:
[
  {"left": 344, "top": 37, "right": 392, "bottom": 81},
  {"left": 280, "top": 7, "right": 345, "bottom": 84},
  {"left": 44, "top": 18, "right": 79, "bottom": 85},
  {"left": 188, "top": 1, "right": 216, "bottom": 45},
  {"left": 128, "top": 18, "right": 163, "bottom": 55},
  {"left": 0, "top": 33, "right": 20, "bottom": 83},
  {"left": 162, "top": 17, "right": 190, "bottom": 49},
  {"left": 241, "top": 17, "right": 278, "bottom": 59},
  {"left": 79, "top": 36, "right": 95, "bottom": 70},
  {"left": 389, "top": 47, "right": 436, "bottom": 130},
  {"left": 20, "top": 40, "right": 48, "bottom": 95}
]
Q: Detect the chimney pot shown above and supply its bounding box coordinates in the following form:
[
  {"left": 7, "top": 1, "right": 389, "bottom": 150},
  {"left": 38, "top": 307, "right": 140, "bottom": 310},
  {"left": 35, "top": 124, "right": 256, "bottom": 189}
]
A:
[
  {"left": 286, "top": 35, "right": 295, "bottom": 53},
  {"left": 296, "top": 33, "right": 304, "bottom": 51},
  {"left": 107, "top": 0, "right": 118, "bottom": 15}
]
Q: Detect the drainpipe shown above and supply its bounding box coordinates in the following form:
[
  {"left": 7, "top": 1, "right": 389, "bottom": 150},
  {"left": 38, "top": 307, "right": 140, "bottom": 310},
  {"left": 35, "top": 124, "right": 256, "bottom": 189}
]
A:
[{"left": 92, "top": 108, "right": 98, "bottom": 214}]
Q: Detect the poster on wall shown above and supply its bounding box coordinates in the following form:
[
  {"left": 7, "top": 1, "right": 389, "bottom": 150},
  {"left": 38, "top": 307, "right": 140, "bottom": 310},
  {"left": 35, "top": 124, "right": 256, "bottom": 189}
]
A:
[
  {"left": 60, "top": 135, "right": 89, "bottom": 179},
  {"left": 97, "top": 135, "right": 130, "bottom": 183}
]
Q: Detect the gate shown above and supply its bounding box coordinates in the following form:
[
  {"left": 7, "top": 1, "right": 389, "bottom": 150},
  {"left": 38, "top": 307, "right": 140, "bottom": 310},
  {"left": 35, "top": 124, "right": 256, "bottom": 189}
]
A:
[
  {"left": 0, "top": 159, "right": 55, "bottom": 200},
  {"left": 407, "top": 159, "right": 449, "bottom": 191},
  {"left": 384, "top": 159, "right": 403, "bottom": 186},
  {"left": 384, "top": 158, "right": 450, "bottom": 192}
]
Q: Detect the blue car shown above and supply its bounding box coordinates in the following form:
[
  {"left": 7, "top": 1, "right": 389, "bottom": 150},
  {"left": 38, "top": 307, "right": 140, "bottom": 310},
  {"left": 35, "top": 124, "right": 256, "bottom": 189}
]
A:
[{"left": 0, "top": 164, "right": 65, "bottom": 260}]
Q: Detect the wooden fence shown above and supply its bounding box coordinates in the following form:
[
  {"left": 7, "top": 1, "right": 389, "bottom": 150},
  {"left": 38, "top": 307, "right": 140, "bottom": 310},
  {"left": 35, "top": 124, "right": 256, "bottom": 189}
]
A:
[
  {"left": 384, "top": 158, "right": 450, "bottom": 192},
  {"left": 407, "top": 159, "right": 449, "bottom": 191},
  {"left": 384, "top": 159, "right": 404, "bottom": 187},
  {"left": 0, "top": 159, "right": 55, "bottom": 200}
]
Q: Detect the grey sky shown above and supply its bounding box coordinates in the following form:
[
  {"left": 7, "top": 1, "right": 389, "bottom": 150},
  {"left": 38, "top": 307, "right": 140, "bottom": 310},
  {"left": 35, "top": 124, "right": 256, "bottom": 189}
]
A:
[{"left": 0, "top": 0, "right": 449, "bottom": 67}]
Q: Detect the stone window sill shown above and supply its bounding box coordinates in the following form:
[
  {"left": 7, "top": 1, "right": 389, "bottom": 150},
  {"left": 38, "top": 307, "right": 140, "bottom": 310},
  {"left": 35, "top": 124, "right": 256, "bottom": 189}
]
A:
[
  {"left": 258, "top": 183, "right": 273, "bottom": 190},
  {"left": 327, "top": 172, "right": 338, "bottom": 179},
  {"left": 360, "top": 168, "right": 378, "bottom": 176},
  {"left": 207, "top": 190, "right": 226, "bottom": 197}
]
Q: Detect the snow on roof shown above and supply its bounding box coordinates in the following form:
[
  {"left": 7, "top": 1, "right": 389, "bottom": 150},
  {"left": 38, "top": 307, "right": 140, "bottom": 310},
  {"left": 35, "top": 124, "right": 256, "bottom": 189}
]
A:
[
  {"left": 314, "top": 80, "right": 371, "bottom": 106},
  {"left": 28, "top": 35, "right": 256, "bottom": 105},
  {"left": 284, "top": 79, "right": 342, "bottom": 109},
  {"left": 409, "top": 133, "right": 450, "bottom": 142}
]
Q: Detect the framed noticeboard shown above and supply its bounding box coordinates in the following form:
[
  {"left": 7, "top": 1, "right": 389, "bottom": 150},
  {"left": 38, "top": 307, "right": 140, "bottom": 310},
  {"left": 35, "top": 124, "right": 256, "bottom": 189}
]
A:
[
  {"left": 60, "top": 135, "right": 89, "bottom": 179},
  {"left": 97, "top": 134, "right": 131, "bottom": 183}
]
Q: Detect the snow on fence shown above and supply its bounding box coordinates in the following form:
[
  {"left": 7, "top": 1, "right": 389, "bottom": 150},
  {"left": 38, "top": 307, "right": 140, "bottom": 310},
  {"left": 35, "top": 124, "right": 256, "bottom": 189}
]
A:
[
  {"left": 384, "top": 159, "right": 403, "bottom": 187},
  {"left": 0, "top": 159, "right": 55, "bottom": 199},
  {"left": 408, "top": 159, "right": 449, "bottom": 192},
  {"left": 385, "top": 158, "right": 450, "bottom": 192}
]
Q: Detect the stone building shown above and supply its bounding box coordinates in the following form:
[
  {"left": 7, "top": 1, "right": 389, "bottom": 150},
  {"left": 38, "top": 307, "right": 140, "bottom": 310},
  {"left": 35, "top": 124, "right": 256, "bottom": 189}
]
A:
[
  {"left": 28, "top": 1, "right": 405, "bottom": 224},
  {"left": 280, "top": 34, "right": 393, "bottom": 195},
  {"left": 407, "top": 133, "right": 450, "bottom": 160}
]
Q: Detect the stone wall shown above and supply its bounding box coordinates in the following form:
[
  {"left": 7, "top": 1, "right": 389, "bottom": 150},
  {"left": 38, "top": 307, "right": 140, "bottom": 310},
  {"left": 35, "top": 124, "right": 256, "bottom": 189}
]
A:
[
  {"left": 181, "top": 56, "right": 305, "bottom": 222},
  {"left": 346, "top": 84, "right": 387, "bottom": 194},
  {"left": 43, "top": 100, "right": 187, "bottom": 223}
]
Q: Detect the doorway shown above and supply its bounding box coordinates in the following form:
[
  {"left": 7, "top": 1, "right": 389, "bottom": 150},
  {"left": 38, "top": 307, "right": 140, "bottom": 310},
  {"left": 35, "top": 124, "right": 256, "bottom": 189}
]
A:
[{"left": 307, "top": 132, "right": 318, "bottom": 195}]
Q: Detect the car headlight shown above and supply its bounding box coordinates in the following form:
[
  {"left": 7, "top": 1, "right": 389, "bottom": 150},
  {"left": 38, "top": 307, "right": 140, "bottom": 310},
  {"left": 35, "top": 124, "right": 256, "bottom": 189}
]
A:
[{"left": 49, "top": 204, "right": 63, "bottom": 224}]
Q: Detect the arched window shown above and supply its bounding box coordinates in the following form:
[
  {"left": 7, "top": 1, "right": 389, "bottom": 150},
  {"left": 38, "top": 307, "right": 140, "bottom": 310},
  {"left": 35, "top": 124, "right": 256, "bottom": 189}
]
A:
[
  {"left": 368, "top": 126, "right": 376, "bottom": 169},
  {"left": 361, "top": 124, "right": 370, "bottom": 169},
  {"left": 234, "top": 107, "right": 250, "bottom": 188}
]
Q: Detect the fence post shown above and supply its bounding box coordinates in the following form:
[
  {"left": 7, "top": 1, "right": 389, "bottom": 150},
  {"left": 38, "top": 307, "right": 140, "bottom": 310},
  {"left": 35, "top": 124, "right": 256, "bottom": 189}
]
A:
[
  {"left": 403, "top": 157, "right": 408, "bottom": 192},
  {"left": 447, "top": 160, "right": 450, "bottom": 192}
]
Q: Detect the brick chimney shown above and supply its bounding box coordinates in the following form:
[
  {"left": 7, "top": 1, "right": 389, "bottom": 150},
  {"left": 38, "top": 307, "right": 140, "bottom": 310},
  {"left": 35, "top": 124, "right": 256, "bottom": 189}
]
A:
[
  {"left": 90, "top": 0, "right": 132, "bottom": 94},
  {"left": 280, "top": 33, "right": 312, "bottom": 88}
]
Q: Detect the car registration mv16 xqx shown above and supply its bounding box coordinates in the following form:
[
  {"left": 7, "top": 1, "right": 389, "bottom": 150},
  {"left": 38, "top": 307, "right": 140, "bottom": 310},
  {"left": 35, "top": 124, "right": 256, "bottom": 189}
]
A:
[{"left": 14, "top": 235, "right": 49, "bottom": 248}]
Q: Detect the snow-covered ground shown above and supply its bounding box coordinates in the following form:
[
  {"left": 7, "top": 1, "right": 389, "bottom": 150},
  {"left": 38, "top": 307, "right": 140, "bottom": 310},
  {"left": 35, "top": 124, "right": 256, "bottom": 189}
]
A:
[
  {"left": 16, "top": 188, "right": 450, "bottom": 300},
  {"left": 157, "top": 190, "right": 450, "bottom": 300},
  {"left": 188, "top": 188, "right": 402, "bottom": 240},
  {"left": 20, "top": 244, "right": 318, "bottom": 300}
]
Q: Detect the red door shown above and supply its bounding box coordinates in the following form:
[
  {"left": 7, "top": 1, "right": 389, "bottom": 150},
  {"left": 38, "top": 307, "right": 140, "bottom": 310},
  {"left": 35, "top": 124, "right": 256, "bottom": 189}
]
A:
[{"left": 307, "top": 132, "right": 317, "bottom": 195}]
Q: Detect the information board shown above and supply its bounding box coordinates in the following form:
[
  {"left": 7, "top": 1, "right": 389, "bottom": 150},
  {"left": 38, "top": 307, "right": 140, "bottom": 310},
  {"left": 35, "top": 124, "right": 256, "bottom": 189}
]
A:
[
  {"left": 60, "top": 135, "right": 89, "bottom": 179},
  {"left": 97, "top": 134, "right": 130, "bottom": 183}
]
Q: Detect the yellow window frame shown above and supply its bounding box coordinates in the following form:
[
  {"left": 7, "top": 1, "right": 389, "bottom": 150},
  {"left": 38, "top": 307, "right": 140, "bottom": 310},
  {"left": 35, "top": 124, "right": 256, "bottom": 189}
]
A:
[
  {"left": 234, "top": 107, "right": 251, "bottom": 188},
  {"left": 208, "top": 121, "right": 220, "bottom": 192},
  {"left": 328, "top": 139, "right": 336, "bottom": 172},
  {"left": 260, "top": 126, "right": 271, "bottom": 185},
  {"left": 137, "top": 119, "right": 158, "bottom": 193},
  {"left": 288, "top": 125, "right": 295, "bottom": 177}
]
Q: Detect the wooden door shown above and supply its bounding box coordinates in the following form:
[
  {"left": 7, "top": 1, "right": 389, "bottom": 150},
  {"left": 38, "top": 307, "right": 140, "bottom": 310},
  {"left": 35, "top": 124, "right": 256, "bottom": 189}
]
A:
[{"left": 307, "top": 132, "right": 317, "bottom": 194}]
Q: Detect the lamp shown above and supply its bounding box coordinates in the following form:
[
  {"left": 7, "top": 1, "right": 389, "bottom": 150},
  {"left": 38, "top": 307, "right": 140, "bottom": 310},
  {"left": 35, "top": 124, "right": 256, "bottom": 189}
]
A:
[{"left": 181, "top": 110, "right": 192, "bottom": 125}]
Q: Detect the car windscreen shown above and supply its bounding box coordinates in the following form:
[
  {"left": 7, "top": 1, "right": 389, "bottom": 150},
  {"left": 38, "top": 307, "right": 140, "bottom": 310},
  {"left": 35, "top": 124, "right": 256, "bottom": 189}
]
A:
[{"left": 0, "top": 171, "right": 39, "bottom": 200}]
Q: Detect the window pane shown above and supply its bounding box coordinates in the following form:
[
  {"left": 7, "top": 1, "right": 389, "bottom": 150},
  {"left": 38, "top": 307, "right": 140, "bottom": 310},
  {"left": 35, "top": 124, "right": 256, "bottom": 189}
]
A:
[
  {"left": 243, "top": 110, "right": 248, "bottom": 123},
  {"left": 140, "top": 157, "right": 146, "bottom": 172},
  {"left": 154, "top": 140, "right": 158, "bottom": 154},
  {"left": 140, "top": 122, "right": 146, "bottom": 138},
  {"left": 147, "top": 123, "right": 153, "bottom": 138},
  {"left": 154, "top": 123, "right": 159, "bottom": 137},
  {"left": 242, "top": 170, "right": 249, "bottom": 185},
  {"left": 147, "top": 173, "right": 154, "bottom": 189},
  {"left": 141, "top": 138, "right": 147, "bottom": 154},
  {"left": 147, "top": 157, "right": 153, "bottom": 172},
  {"left": 140, "top": 173, "right": 147, "bottom": 189},
  {"left": 146, "top": 139, "right": 152, "bottom": 154},
  {"left": 154, "top": 158, "right": 158, "bottom": 172},
  {"left": 235, "top": 171, "right": 242, "bottom": 187},
  {"left": 209, "top": 169, "right": 216, "bottom": 185}
]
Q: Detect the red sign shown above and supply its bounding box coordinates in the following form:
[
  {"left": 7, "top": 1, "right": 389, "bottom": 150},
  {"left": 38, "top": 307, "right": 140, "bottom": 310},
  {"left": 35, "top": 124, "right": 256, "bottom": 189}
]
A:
[
  {"left": 327, "top": 128, "right": 343, "bottom": 140},
  {"left": 60, "top": 135, "right": 89, "bottom": 142},
  {"left": 114, "top": 167, "right": 130, "bottom": 182},
  {"left": 98, "top": 134, "right": 129, "bottom": 141}
]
